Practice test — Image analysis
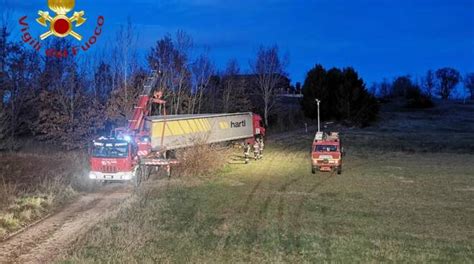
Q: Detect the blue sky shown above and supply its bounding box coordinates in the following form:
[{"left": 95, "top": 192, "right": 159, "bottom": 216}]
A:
[{"left": 5, "top": 0, "right": 474, "bottom": 85}]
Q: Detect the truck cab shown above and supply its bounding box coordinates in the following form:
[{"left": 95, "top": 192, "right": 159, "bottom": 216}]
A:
[
  {"left": 311, "top": 132, "right": 342, "bottom": 174},
  {"left": 253, "top": 114, "right": 265, "bottom": 138},
  {"left": 89, "top": 138, "right": 136, "bottom": 181}
]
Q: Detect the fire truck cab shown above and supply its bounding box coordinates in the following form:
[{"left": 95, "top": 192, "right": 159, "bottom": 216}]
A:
[
  {"left": 311, "top": 132, "right": 343, "bottom": 174},
  {"left": 89, "top": 137, "right": 137, "bottom": 181}
]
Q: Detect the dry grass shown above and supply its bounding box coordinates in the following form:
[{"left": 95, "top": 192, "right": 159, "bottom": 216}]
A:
[
  {"left": 63, "top": 145, "right": 474, "bottom": 263},
  {"left": 0, "top": 150, "right": 92, "bottom": 238},
  {"left": 62, "top": 102, "right": 474, "bottom": 263},
  {"left": 0, "top": 176, "right": 17, "bottom": 209},
  {"left": 173, "top": 142, "right": 231, "bottom": 178}
]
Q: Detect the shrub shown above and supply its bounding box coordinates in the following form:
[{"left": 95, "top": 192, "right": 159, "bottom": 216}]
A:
[
  {"left": 405, "top": 86, "right": 434, "bottom": 109},
  {"left": 0, "top": 213, "right": 20, "bottom": 231},
  {"left": 173, "top": 140, "right": 230, "bottom": 178}
]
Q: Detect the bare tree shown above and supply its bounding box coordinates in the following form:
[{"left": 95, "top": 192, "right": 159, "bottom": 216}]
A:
[
  {"left": 250, "top": 45, "right": 288, "bottom": 126},
  {"left": 0, "top": 0, "right": 13, "bottom": 111},
  {"left": 422, "top": 70, "right": 436, "bottom": 98},
  {"left": 464, "top": 73, "right": 474, "bottom": 101},
  {"left": 0, "top": 24, "right": 10, "bottom": 148},
  {"left": 435, "top": 67, "right": 460, "bottom": 100},
  {"left": 148, "top": 31, "right": 193, "bottom": 115},
  {"left": 221, "top": 59, "right": 240, "bottom": 113},
  {"left": 0, "top": 104, "right": 10, "bottom": 150},
  {"left": 36, "top": 40, "right": 106, "bottom": 148},
  {"left": 114, "top": 17, "right": 139, "bottom": 103},
  {"left": 0, "top": 25, "right": 8, "bottom": 111},
  {"left": 172, "top": 30, "right": 193, "bottom": 114},
  {"left": 191, "top": 52, "right": 214, "bottom": 114},
  {"left": 94, "top": 61, "right": 113, "bottom": 103},
  {"left": 379, "top": 78, "right": 391, "bottom": 98},
  {"left": 106, "top": 70, "right": 146, "bottom": 127}
]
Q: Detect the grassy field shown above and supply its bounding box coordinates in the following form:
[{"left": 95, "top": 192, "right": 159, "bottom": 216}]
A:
[
  {"left": 0, "top": 150, "right": 94, "bottom": 239},
  {"left": 63, "top": 102, "right": 474, "bottom": 263}
]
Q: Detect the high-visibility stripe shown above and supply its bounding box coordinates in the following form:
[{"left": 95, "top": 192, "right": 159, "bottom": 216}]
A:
[
  {"left": 189, "top": 120, "right": 200, "bottom": 132},
  {"left": 164, "top": 123, "right": 172, "bottom": 136},
  {"left": 153, "top": 122, "right": 173, "bottom": 137},
  {"left": 152, "top": 117, "right": 225, "bottom": 137},
  {"left": 219, "top": 121, "right": 226, "bottom": 129},
  {"left": 197, "top": 119, "right": 206, "bottom": 132},
  {"left": 168, "top": 121, "right": 184, "bottom": 135},
  {"left": 152, "top": 123, "right": 164, "bottom": 137},
  {"left": 204, "top": 119, "right": 211, "bottom": 130},
  {"left": 222, "top": 121, "right": 231, "bottom": 129},
  {"left": 179, "top": 120, "right": 192, "bottom": 134},
  {"left": 204, "top": 119, "right": 210, "bottom": 131},
  {"left": 197, "top": 119, "right": 205, "bottom": 132}
]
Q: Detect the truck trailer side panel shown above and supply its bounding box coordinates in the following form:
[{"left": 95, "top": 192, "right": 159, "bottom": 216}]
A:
[{"left": 145, "top": 113, "right": 254, "bottom": 150}]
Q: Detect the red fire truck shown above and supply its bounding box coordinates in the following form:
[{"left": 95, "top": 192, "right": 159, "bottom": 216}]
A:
[
  {"left": 311, "top": 132, "right": 343, "bottom": 174},
  {"left": 88, "top": 71, "right": 265, "bottom": 185}
]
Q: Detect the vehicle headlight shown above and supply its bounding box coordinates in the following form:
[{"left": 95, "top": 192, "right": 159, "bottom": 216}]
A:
[{"left": 88, "top": 172, "right": 97, "bottom": 179}]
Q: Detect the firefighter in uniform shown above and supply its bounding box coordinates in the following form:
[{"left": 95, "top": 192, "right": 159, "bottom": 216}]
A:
[
  {"left": 243, "top": 143, "right": 251, "bottom": 164},
  {"left": 253, "top": 141, "right": 260, "bottom": 160},
  {"left": 151, "top": 90, "right": 166, "bottom": 115},
  {"left": 258, "top": 138, "right": 264, "bottom": 159}
]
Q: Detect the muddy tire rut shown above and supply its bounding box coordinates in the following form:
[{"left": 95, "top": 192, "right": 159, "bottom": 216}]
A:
[{"left": 0, "top": 184, "right": 132, "bottom": 264}]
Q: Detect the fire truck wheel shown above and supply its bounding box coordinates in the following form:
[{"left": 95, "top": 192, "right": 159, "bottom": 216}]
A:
[
  {"left": 337, "top": 166, "right": 342, "bottom": 175},
  {"left": 311, "top": 166, "right": 316, "bottom": 174},
  {"left": 133, "top": 166, "right": 142, "bottom": 187},
  {"left": 144, "top": 166, "right": 152, "bottom": 181}
]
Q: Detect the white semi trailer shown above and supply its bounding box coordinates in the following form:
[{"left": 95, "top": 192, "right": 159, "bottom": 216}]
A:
[{"left": 145, "top": 112, "right": 264, "bottom": 151}]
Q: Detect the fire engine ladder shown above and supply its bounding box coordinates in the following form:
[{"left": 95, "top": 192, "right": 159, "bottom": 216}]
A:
[
  {"left": 142, "top": 70, "right": 159, "bottom": 95},
  {"left": 128, "top": 70, "right": 160, "bottom": 132}
]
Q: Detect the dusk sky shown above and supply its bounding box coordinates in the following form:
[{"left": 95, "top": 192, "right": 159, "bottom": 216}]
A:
[{"left": 5, "top": 0, "right": 474, "bottom": 85}]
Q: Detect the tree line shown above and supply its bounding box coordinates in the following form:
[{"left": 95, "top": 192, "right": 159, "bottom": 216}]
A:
[
  {"left": 371, "top": 68, "right": 474, "bottom": 102},
  {"left": 2, "top": 20, "right": 472, "bottom": 150},
  {"left": 299, "top": 65, "right": 474, "bottom": 128},
  {"left": 0, "top": 23, "right": 289, "bottom": 150}
]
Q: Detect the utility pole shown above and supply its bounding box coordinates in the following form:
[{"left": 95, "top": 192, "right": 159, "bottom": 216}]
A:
[{"left": 315, "top": 99, "right": 321, "bottom": 132}]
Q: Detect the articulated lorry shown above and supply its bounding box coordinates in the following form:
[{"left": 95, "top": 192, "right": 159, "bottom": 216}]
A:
[{"left": 88, "top": 71, "right": 265, "bottom": 185}]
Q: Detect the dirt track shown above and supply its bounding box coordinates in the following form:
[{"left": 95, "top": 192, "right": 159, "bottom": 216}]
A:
[{"left": 0, "top": 184, "right": 132, "bottom": 264}]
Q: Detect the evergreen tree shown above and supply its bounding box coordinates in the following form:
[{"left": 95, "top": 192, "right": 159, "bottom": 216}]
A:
[{"left": 302, "top": 64, "right": 379, "bottom": 127}]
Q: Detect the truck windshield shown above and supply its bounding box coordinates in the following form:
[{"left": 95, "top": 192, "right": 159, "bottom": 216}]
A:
[
  {"left": 92, "top": 144, "right": 129, "bottom": 158},
  {"left": 315, "top": 145, "right": 338, "bottom": 152}
]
